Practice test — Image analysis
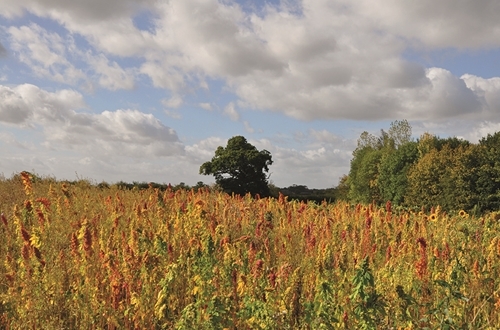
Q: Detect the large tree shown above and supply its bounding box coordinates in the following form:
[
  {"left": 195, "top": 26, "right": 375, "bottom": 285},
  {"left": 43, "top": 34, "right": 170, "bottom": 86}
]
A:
[
  {"left": 347, "top": 120, "right": 413, "bottom": 204},
  {"left": 378, "top": 141, "right": 419, "bottom": 205},
  {"left": 199, "top": 136, "right": 273, "bottom": 197},
  {"left": 474, "top": 132, "right": 500, "bottom": 211}
]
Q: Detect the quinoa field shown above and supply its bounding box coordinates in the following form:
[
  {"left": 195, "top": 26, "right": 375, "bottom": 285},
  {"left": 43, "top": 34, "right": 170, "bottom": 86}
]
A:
[{"left": 1, "top": 172, "right": 500, "bottom": 329}]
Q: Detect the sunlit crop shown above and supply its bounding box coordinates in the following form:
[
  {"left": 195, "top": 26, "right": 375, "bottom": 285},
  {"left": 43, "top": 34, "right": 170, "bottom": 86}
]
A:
[{"left": 1, "top": 173, "right": 499, "bottom": 329}]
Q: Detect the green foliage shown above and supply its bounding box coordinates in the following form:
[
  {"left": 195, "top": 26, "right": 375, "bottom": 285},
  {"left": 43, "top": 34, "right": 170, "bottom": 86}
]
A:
[
  {"left": 348, "top": 148, "right": 383, "bottom": 204},
  {"left": 279, "top": 184, "right": 337, "bottom": 203},
  {"left": 422, "top": 258, "right": 469, "bottom": 329},
  {"left": 350, "top": 258, "right": 386, "bottom": 329},
  {"left": 310, "top": 280, "right": 339, "bottom": 329},
  {"left": 239, "top": 296, "right": 276, "bottom": 330},
  {"left": 378, "top": 141, "right": 418, "bottom": 205},
  {"left": 348, "top": 120, "right": 413, "bottom": 205},
  {"left": 475, "top": 132, "right": 500, "bottom": 211},
  {"left": 2, "top": 174, "right": 500, "bottom": 328},
  {"left": 343, "top": 121, "right": 500, "bottom": 214},
  {"left": 388, "top": 119, "right": 412, "bottom": 148},
  {"left": 200, "top": 136, "right": 273, "bottom": 197},
  {"left": 395, "top": 285, "right": 419, "bottom": 324},
  {"left": 334, "top": 175, "right": 350, "bottom": 201},
  {"left": 406, "top": 139, "right": 474, "bottom": 211}
]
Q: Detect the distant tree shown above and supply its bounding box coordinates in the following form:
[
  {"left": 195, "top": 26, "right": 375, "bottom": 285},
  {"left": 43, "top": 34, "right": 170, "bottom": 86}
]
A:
[
  {"left": 343, "top": 120, "right": 412, "bottom": 203},
  {"left": 348, "top": 145, "right": 383, "bottom": 204},
  {"left": 378, "top": 141, "right": 419, "bottom": 205},
  {"left": 387, "top": 119, "right": 412, "bottom": 148},
  {"left": 174, "top": 182, "right": 190, "bottom": 190},
  {"left": 268, "top": 182, "right": 280, "bottom": 198},
  {"left": 348, "top": 120, "right": 413, "bottom": 204},
  {"left": 193, "top": 181, "right": 207, "bottom": 190},
  {"left": 406, "top": 137, "right": 472, "bottom": 211},
  {"left": 474, "top": 132, "right": 500, "bottom": 211},
  {"left": 199, "top": 136, "right": 273, "bottom": 197},
  {"left": 335, "top": 175, "right": 350, "bottom": 201}
]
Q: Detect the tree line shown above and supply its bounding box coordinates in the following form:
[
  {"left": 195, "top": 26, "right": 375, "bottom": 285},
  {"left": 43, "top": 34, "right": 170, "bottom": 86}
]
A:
[
  {"left": 14, "top": 124, "right": 499, "bottom": 213},
  {"left": 338, "top": 120, "right": 500, "bottom": 214}
]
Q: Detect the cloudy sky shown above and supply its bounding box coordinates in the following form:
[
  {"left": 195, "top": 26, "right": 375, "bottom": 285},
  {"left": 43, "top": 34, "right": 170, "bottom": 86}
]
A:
[{"left": 1, "top": 0, "right": 500, "bottom": 188}]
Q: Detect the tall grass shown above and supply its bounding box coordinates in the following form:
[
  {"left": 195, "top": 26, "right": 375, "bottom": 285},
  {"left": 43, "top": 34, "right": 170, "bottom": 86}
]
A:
[{"left": 1, "top": 173, "right": 499, "bottom": 329}]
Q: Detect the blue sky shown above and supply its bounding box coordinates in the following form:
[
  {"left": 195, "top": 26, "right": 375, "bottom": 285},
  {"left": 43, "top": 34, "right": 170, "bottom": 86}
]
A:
[{"left": 1, "top": 0, "right": 500, "bottom": 188}]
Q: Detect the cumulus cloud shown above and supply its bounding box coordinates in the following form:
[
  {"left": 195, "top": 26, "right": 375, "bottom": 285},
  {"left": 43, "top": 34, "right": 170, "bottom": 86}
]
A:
[
  {"left": 44, "top": 109, "right": 184, "bottom": 158},
  {"left": 199, "top": 103, "right": 213, "bottom": 111},
  {"left": 1, "top": 0, "right": 156, "bottom": 23},
  {"left": 8, "top": 24, "right": 86, "bottom": 85},
  {"left": 185, "top": 136, "right": 226, "bottom": 163},
  {"left": 309, "top": 129, "right": 344, "bottom": 144},
  {"left": 243, "top": 121, "right": 254, "bottom": 133},
  {"left": 5, "top": 0, "right": 500, "bottom": 123},
  {"left": 0, "top": 42, "right": 8, "bottom": 58},
  {"left": 162, "top": 95, "right": 183, "bottom": 109},
  {"left": 462, "top": 75, "right": 500, "bottom": 118},
  {"left": 7, "top": 23, "right": 138, "bottom": 91},
  {"left": 0, "top": 85, "right": 34, "bottom": 124},
  {"left": 0, "top": 84, "right": 184, "bottom": 158},
  {"left": 354, "top": 0, "right": 500, "bottom": 48},
  {"left": 152, "top": 0, "right": 285, "bottom": 77},
  {"left": 467, "top": 121, "right": 500, "bottom": 142},
  {"left": 397, "top": 68, "right": 483, "bottom": 120},
  {"left": 251, "top": 135, "right": 353, "bottom": 188},
  {"left": 0, "top": 132, "right": 33, "bottom": 150},
  {"left": 223, "top": 102, "right": 239, "bottom": 121},
  {"left": 3, "top": 0, "right": 500, "bottom": 188},
  {"left": 184, "top": 134, "right": 352, "bottom": 188},
  {"left": 86, "top": 53, "right": 135, "bottom": 90}
]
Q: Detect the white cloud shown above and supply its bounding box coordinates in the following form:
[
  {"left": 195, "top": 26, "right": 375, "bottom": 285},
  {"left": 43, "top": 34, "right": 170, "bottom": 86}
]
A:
[
  {"left": 5, "top": 0, "right": 500, "bottom": 124},
  {"left": 462, "top": 75, "right": 500, "bottom": 118},
  {"left": 162, "top": 95, "right": 183, "bottom": 108},
  {"left": 199, "top": 103, "right": 213, "bottom": 111},
  {"left": 185, "top": 136, "right": 226, "bottom": 163},
  {"left": 309, "top": 129, "right": 343, "bottom": 144},
  {"left": 0, "top": 85, "right": 33, "bottom": 124},
  {"left": 139, "top": 62, "right": 185, "bottom": 91},
  {"left": 251, "top": 136, "right": 352, "bottom": 188},
  {"left": 185, "top": 134, "right": 351, "bottom": 188},
  {"left": 8, "top": 24, "right": 87, "bottom": 85},
  {"left": 2, "top": 0, "right": 500, "bottom": 188},
  {"left": 243, "top": 121, "right": 254, "bottom": 133},
  {"left": 0, "top": 0, "right": 156, "bottom": 22},
  {"left": 0, "top": 42, "right": 8, "bottom": 58},
  {"left": 223, "top": 102, "right": 239, "bottom": 121},
  {"left": 7, "top": 23, "right": 138, "bottom": 91},
  {"left": 461, "top": 121, "right": 500, "bottom": 143},
  {"left": 401, "top": 68, "right": 483, "bottom": 120},
  {"left": 86, "top": 53, "right": 135, "bottom": 90},
  {"left": 1, "top": 0, "right": 158, "bottom": 58},
  {"left": 354, "top": 0, "right": 500, "bottom": 48},
  {"left": 43, "top": 109, "right": 184, "bottom": 158},
  {"left": 0, "top": 132, "right": 33, "bottom": 150},
  {"left": 0, "top": 84, "right": 184, "bottom": 158},
  {"left": 152, "top": 0, "right": 284, "bottom": 77}
]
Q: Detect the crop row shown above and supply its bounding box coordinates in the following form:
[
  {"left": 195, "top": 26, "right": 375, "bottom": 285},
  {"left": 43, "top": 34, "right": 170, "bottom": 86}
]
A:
[{"left": 1, "top": 174, "right": 499, "bottom": 329}]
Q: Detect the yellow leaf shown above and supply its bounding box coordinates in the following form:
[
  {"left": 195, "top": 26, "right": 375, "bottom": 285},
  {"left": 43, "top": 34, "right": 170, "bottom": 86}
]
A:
[{"left": 192, "top": 286, "right": 200, "bottom": 295}]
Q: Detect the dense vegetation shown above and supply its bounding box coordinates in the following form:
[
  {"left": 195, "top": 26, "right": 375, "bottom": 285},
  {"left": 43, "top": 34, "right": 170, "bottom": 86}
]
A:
[
  {"left": 1, "top": 173, "right": 500, "bottom": 329},
  {"left": 342, "top": 120, "right": 500, "bottom": 215},
  {"left": 200, "top": 136, "right": 273, "bottom": 197}
]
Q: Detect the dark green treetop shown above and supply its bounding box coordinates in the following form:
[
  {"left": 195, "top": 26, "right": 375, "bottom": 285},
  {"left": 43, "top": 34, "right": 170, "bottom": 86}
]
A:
[{"left": 199, "top": 136, "right": 273, "bottom": 197}]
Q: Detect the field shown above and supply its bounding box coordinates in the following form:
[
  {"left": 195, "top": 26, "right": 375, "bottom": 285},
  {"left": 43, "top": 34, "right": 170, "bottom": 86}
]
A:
[{"left": 1, "top": 173, "right": 500, "bottom": 329}]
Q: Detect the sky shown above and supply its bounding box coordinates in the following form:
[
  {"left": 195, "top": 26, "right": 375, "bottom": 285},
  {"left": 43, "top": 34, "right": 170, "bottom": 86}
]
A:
[{"left": 1, "top": 0, "right": 500, "bottom": 189}]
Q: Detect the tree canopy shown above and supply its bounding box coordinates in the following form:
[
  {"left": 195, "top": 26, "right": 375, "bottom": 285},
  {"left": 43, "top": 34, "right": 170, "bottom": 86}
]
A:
[
  {"left": 342, "top": 120, "right": 500, "bottom": 214},
  {"left": 199, "top": 136, "right": 273, "bottom": 197}
]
